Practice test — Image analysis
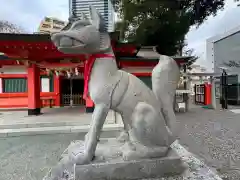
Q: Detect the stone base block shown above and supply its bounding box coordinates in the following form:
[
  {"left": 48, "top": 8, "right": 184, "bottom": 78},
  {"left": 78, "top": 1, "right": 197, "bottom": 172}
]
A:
[
  {"left": 85, "top": 106, "right": 94, "bottom": 113},
  {"left": 43, "top": 139, "right": 222, "bottom": 180},
  {"left": 28, "top": 108, "right": 41, "bottom": 116},
  {"left": 75, "top": 149, "right": 186, "bottom": 180}
]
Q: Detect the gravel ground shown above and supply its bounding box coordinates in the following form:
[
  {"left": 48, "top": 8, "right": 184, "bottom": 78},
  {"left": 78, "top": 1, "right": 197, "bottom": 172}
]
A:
[
  {"left": 176, "top": 105, "right": 240, "bottom": 180},
  {"left": 1, "top": 105, "right": 240, "bottom": 180},
  {"left": 0, "top": 134, "right": 79, "bottom": 180},
  {"left": 0, "top": 131, "right": 118, "bottom": 180}
]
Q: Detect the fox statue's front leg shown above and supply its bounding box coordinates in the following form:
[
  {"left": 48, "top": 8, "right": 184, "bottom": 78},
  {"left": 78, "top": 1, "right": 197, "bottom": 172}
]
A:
[
  {"left": 116, "top": 114, "right": 131, "bottom": 142},
  {"left": 70, "top": 103, "right": 110, "bottom": 165}
]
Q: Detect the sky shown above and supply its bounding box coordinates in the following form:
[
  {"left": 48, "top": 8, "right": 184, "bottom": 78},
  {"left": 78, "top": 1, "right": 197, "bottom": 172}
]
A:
[{"left": 0, "top": 0, "right": 240, "bottom": 71}]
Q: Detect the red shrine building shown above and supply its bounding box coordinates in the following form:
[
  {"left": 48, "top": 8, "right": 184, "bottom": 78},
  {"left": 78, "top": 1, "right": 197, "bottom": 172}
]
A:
[{"left": 0, "top": 32, "right": 191, "bottom": 115}]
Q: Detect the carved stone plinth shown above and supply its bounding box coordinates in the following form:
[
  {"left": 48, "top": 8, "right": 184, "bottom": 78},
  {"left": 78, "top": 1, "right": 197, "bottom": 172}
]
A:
[
  {"left": 60, "top": 139, "right": 185, "bottom": 180},
  {"left": 75, "top": 149, "right": 186, "bottom": 180},
  {"left": 43, "top": 140, "right": 223, "bottom": 180}
]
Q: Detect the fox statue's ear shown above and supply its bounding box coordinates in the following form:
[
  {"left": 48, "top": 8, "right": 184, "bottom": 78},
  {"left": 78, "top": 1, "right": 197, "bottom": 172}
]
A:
[
  {"left": 89, "top": 5, "right": 107, "bottom": 32},
  {"left": 80, "top": 12, "right": 88, "bottom": 20}
]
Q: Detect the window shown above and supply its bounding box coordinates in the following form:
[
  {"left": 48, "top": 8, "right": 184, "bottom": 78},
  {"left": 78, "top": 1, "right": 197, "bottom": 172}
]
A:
[
  {"left": 39, "top": 31, "right": 50, "bottom": 34},
  {"left": 3, "top": 78, "right": 27, "bottom": 93},
  {"left": 41, "top": 23, "right": 51, "bottom": 28},
  {"left": 53, "top": 20, "right": 65, "bottom": 26},
  {"left": 53, "top": 26, "right": 61, "bottom": 30}
]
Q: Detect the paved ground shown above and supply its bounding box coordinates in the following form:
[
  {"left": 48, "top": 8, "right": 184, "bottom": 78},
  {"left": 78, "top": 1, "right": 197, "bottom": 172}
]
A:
[
  {"left": 1, "top": 103, "right": 240, "bottom": 180},
  {"left": 0, "top": 107, "right": 115, "bottom": 128}
]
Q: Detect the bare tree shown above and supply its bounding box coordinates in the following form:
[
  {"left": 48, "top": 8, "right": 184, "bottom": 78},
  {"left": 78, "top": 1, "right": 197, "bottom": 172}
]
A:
[
  {"left": 235, "top": 0, "right": 240, "bottom": 6},
  {"left": 0, "top": 20, "right": 25, "bottom": 33},
  {"left": 182, "top": 48, "right": 198, "bottom": 70}
]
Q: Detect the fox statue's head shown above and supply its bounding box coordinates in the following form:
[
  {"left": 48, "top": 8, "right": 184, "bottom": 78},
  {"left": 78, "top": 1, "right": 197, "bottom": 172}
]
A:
[{"left": 51, "top": 6, "right": 111, "bottom": 54}]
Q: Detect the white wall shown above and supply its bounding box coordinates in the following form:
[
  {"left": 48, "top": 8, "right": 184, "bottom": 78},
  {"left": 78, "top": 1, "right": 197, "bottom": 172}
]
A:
[
  {"left": 41, "top": 77, "right": 50, "bottom": 92},
  {"left": 0, "top": 66, "right": 27, "bottom": 74},
  {"left": 0, "top": 66, "right": 50, "bottom": 93},
  {"left": 0, "top": 78, "right": 2, "bottom": 93},
  {"left": 206, "top": 39, "right": 215, "bottom": 73}
]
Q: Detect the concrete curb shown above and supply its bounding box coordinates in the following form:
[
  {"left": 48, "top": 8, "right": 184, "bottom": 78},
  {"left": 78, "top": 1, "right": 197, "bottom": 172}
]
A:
[
  {"left": 0, "top": 124, "right": 123, "bottom": 138},
  {"left": 0, "top": 118, "right": 116, "bottom": 129},
  {"left": 0, "top": 121, "right": 108, "bottom": 130}
]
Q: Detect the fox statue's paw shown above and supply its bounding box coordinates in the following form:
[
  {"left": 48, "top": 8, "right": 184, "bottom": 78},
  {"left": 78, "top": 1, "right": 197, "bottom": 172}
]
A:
[{"left": 117, "top": 130, "right": 129, "bottom": 143}]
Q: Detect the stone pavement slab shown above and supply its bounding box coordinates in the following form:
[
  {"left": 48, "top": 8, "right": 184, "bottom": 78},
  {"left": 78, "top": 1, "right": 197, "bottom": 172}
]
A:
[
  {"left": 0, "top": 107, "right": 120, "bottom": 137},
  {"left": 0, "top": 107, "right": 116, "bottom": 130},
  {"left": 0, "top": 124, "right": 123, "bottom": 137}
]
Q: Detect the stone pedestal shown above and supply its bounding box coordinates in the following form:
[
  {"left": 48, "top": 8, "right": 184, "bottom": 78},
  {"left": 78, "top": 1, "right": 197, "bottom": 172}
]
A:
[
  {"left": 44, "top": 139, "right": 186, "bottom": 180},
  {"left": 75, "top": 149, "right": 185, "bottom": 180},
  {"left": 43, "top": 139, "right": 223, "bottom": 180}
]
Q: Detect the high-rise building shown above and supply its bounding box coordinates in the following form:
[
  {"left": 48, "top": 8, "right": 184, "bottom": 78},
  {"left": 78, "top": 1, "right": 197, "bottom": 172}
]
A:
[
  {"left": 37, "top": 17, "right": 67, "bottom": 34},
  {"left": 69, "top": 0, "right": 115, "bottom": 32}
]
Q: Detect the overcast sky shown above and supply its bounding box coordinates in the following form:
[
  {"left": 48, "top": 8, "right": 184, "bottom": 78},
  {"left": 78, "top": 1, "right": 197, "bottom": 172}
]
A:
[{"left": 0, "top": 0, "right": 240, "bottom": 71}]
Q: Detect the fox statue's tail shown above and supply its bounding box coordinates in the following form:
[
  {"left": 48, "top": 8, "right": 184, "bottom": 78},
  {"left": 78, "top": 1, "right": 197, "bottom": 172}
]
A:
[{"left": 152, "top": 55, "right": 180, "bottom": 136}]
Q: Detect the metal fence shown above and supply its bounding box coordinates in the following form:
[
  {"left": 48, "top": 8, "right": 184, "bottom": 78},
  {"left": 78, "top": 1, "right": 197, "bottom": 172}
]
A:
[
  {"left": 194, "top": 84, "right": 205, "bottom": 105},
  {"left": 61, "top": 94, "right": 85, "bottom": 106}
]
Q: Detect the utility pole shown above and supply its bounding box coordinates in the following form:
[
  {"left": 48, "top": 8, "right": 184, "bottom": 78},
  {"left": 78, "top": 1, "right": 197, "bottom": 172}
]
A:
[{"left": 221, "top": 69, "right": 228, "bottom": 109}]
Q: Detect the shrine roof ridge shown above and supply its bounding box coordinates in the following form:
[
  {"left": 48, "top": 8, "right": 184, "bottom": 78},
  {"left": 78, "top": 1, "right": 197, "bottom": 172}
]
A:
[
  {"left": 0, "top": 33, "right": 50, "bottom": 42},
  {"left": 120, "top": 56, "right": 193, "bottom": 62}
]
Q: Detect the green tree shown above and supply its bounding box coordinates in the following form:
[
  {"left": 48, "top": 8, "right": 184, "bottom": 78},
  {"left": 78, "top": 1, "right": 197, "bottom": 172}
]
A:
[{"left": 114, "top": 0, "right": 225, "bottom": 55}]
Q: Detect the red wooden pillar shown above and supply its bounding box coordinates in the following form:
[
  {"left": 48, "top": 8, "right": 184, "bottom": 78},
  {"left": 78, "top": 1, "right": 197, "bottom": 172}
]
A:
[
  {"left": 0, "top": 77, "right": 3, "bottom": 93},
  {"left": 85, "top": 96, "right": 94, "bottom": 113},
  {"left": 54, "top": 75, "right": 61, "bottom": 107},
  {"left": 27, "top": 64, "right": 41, "bottom": 115},
  {"left": 204, "top": 83, "right": 212, "bottom": 105}
]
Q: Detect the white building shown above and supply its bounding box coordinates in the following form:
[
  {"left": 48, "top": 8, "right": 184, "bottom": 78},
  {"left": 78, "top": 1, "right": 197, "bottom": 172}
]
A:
[
  {"left": 69, "top": 0, "right": 115, "bottom": 32},
  {"left": 206, "top": 26, "right": 240, "bottom": 103},
  {"left": 206, "top": 25, "right": 240, "bottom": 81},
  {"left": 37, "top": 17, "right": 67, "bottom": 34}
]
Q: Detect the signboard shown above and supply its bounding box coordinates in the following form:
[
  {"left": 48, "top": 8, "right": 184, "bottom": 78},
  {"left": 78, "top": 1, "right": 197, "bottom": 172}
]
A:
[{"left": 223, "top": 60, "right": 240, "bottom": 68}]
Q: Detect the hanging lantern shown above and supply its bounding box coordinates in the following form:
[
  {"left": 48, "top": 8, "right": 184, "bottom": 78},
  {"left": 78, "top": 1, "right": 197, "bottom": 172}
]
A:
[
  {"left": 67, "top": 71, "right": 71, "bottom": 78},
  {"left": 46, "top": 68, "right": 51, "bottom": 76},
  {"left": 24, "top": 60, "right": 29, "bottom": 67},
  {"left": 59, "top": 71, "right": 63, "bottom": 76},
  {"left": 75, "top": 67, "right": 79, "bottom": 76},
  {"left": 55, "top": 70, "right": 59, "bottom": 77}
]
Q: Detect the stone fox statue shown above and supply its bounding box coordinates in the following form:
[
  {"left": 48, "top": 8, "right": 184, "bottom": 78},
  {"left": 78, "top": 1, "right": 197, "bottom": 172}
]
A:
[{"left": 51, "top": 6, "right": 180, "bottom": 164}]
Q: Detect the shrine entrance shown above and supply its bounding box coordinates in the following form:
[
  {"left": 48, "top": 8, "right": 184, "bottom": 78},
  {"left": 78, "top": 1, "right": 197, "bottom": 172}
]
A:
[{"left": 61, "top": 77, "right": 85, "bottom": 106}]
